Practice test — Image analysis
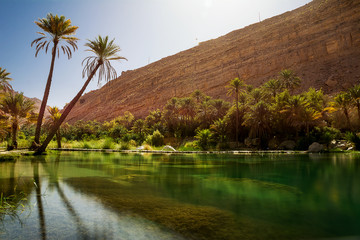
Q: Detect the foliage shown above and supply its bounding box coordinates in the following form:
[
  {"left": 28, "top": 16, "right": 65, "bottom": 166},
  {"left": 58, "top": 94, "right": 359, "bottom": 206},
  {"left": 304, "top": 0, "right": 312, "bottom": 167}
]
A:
[
  {"left": 195, "top": 129, "right": 213, "bottom": 150},
  {"left": 344, "top": 132, "right": 360, "bottom": 150},
  {"left": 145, "top": 130, "right": 164, "bottom": 147}
]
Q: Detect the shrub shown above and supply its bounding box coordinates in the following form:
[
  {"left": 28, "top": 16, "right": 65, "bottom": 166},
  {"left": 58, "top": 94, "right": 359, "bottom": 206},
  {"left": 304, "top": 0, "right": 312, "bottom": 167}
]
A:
[
  {"left": 195, "top": 129, "right": 213, "bottom": 150},
  {"left": 102, "top": 138, "right": 115, "bottom": 149},
  {"left": 145, "top": 130, "right": 164, "bottom": 147},
  {"left": 345, "top": 132, "right": 360, "bottom": 150}
]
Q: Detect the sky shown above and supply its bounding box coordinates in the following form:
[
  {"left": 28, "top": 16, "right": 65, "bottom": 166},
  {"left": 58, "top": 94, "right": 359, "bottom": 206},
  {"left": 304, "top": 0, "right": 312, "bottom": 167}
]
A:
[{"left": 0, "top": 0, "right": 312, "bottom": 109}]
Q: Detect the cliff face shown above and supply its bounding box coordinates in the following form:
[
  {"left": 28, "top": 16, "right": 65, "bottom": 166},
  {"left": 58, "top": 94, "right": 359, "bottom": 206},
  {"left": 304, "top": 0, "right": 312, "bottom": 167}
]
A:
[{"left": 66, "top": 0, "right": 360, "bottom": 123}]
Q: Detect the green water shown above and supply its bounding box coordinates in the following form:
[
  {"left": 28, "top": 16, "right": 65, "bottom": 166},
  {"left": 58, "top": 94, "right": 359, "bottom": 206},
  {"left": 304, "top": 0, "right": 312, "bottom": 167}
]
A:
[{"left": 0, "top": 152, "right": 360, "bottom": 239}]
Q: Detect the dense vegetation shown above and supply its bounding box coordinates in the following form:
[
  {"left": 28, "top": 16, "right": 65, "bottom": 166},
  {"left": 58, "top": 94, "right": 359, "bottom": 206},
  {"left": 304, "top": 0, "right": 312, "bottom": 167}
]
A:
[{"left": 2, "top": 67, "right": 360, "bottom": 151}]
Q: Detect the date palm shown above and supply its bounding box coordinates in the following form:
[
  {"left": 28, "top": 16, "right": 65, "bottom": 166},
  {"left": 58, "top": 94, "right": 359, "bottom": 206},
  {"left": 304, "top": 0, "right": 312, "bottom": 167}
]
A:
[
  {"left": 0, "top": 92, "right": 35, "bottom": 150},
  {"left": 31, "top": 13, "right": 78, "bottom": 147},
  {"left": 348, "top": 84, "right": 360, "bottom": 125},
  {"left": 278, "top": 69, "right": 301, "bottom": 92},
  {"left": 334, "top": 92, "right": 352, "bottom": 129},
  {"left": 36, "top": 36, "right": 127, "bottom": 154},
  {"left": 227, "top": 77, "right": 246, "bottom": 146},
  {"left": 0, "top": 67, "right": 13, "bottom": 91}
]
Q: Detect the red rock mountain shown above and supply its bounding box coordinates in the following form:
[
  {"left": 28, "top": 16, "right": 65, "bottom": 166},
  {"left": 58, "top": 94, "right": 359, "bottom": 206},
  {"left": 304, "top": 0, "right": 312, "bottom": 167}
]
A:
[{"left": 66, "top": 0, "right": 360, "bottom": 123}]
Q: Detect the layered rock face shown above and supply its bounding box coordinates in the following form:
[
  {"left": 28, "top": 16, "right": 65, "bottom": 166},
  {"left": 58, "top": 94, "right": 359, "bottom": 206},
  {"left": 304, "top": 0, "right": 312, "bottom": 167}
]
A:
[{"left": 66, "top": 0, "right": 360, "bottom": 123}]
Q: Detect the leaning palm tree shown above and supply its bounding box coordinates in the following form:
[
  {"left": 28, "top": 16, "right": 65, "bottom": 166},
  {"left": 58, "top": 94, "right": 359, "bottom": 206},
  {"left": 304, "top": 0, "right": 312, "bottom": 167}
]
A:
[
  {"left": 0, "top": 67, "right": 13, "bottom": 91},
  {"left": 35, "top": 36, "right": 127, "bottom": 154},
  {"left": 226, "top": 77, "right": 246, "bottom": 147},
  {"left": 31, "top": 13, "right": 78, "bottom": 148},
  {"left": 0, "top": 92, "right": 35, "bottom": 150}
]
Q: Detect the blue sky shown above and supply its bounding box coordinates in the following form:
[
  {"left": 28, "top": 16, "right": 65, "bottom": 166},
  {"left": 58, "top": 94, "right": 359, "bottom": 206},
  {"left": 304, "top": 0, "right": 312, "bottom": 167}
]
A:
[{"left": 0, "top": 0, "right": 312, "bottom": 108}]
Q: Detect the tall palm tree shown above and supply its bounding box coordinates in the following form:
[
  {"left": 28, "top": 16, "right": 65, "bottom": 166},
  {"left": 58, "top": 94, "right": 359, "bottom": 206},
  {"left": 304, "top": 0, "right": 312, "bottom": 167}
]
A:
[
  {"left": 31, "top": 13, "right": 78, "bottom": 148},
  {"left": 227, "top": 77, "right": 245, "bottom": 146},
  {"left": 48, "top": 106, "right": 62, "bottom": 148},
  {"left": 35, "top": 36, "right": 127, "bottom": 154},
  {"left": 0, "top": 67, "right": 13, "bottom": 91},
  {"left": 0, "top": 92, "right": 35, "bottom": 150}
]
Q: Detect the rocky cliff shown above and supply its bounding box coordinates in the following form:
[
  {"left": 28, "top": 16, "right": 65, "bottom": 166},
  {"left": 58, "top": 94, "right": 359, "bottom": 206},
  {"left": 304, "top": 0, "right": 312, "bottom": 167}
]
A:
[{"left": 66, "top": 0, "right": 360, "bottom": 123}]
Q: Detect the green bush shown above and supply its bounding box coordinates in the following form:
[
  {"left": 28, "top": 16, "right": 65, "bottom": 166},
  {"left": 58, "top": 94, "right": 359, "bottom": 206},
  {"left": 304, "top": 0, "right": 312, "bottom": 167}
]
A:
[
  {"left": 345, "top": 132, "right": 360, "bottom": 150},
  {"left": 102, "top": 138, "right": 115, "bottom": 149},
  {"left": 195, "top": 129, "right": 213, "bottom": 150},
  {"left": 145, "top": 130, "right": 164, "bottom": 147}
]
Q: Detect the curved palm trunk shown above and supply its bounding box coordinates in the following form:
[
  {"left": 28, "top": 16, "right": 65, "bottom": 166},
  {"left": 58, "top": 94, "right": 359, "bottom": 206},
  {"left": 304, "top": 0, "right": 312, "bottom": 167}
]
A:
[
  {"left": 32, "top": 41, "right": 59, "bottom": 148},
  {"left": 35, "top": 62, "right": 101, "bottom": 154}
]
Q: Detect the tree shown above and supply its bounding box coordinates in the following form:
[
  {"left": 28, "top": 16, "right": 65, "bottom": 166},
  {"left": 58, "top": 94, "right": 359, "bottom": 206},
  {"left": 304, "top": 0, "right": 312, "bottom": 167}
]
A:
[
  {"left": 243, "top": 101, "right": 272, "bottom": 148},
  {"left": 334, "top": 92, "right": 352, "bottom": 129},
  {"left": 348, "top": 84, "right": 360, "bottom": 125},
  {"left": 226, "top": 77, "right": 246, "bottom": 146},
  {"left": 31, "top": 13, "right": 78, "bottom": 148},
  {"left": 278, "top": 69, "right": 301, "bottom": 92},
  {"left": 0, "top": 92, "right": 35, "bottom": 150},
  {"left": 263, "top": 78, "right": 281, "bottom": 98},
  {"left": 48, "top": 106, "right": 62, "bottom": 148},
  {"left": 0, "top": 67, "right": 13, "bottom": 91},
  {"left": 35, "top": 35, "right": 127, "bottom": 154}
]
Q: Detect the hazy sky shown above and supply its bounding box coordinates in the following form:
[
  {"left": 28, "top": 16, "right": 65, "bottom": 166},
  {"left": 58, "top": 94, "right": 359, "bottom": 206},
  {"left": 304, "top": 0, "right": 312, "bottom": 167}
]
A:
[{"left": 0, "top": 0, "right": 312, "bottom": 108}]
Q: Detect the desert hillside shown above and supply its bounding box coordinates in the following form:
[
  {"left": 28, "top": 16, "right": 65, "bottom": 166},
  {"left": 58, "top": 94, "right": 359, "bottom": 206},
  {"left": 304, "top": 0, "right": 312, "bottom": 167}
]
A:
[{"left": 66, "top": 0, "right": 360, "bottom": 123}]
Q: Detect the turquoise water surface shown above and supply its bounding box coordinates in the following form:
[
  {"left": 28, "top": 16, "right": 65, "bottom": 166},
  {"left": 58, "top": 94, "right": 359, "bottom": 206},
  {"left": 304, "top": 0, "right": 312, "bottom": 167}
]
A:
[{"left": 0, "top": 152, "right": 359, "bottom": 239}]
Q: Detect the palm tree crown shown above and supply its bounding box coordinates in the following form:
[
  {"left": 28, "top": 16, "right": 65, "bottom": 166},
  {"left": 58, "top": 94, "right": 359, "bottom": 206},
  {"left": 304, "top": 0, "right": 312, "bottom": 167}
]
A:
[
  {"left": 82, "top": 35, "right": 127, "bottom": 85},
  {"left": 31, "top": 13, "right": 79, "bottom": 58},
  {"left": 0, "top": 67, "right": 13, "bottom": 91}
]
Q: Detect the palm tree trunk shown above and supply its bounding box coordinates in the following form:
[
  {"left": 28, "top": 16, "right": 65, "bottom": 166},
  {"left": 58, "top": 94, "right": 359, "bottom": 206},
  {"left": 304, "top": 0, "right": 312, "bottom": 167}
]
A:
[
  {"left": 32, "top": 41, "right": 58, "bottom": 148},
  {"left": 11, "top": 119, "right": 18, "bottom": 149},
  {"left": 35, "top": 62, "right": 101, "bottom": 154},
  {"left": 235, "top": 89, "right": 239, "bottom": 147},
  {"left": 56, "top": 130, "right": 61, "bottom": 148}
]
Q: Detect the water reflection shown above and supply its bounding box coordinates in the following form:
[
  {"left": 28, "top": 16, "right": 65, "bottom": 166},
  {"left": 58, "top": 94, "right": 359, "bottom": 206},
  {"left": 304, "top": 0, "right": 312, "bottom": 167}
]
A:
[{"left": 0, "top": 152, "right": 360, "bottom": 239}]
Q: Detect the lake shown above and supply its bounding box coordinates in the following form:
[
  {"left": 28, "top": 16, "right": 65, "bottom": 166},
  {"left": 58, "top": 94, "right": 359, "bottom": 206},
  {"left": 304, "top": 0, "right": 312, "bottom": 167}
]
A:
[{"left": 0, "top": 152, "right": 360, "bottom": 239}]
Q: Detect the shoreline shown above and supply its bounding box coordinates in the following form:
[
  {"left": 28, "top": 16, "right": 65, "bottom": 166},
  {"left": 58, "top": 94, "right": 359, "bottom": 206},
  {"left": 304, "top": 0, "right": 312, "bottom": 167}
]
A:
[{"left": 1, "top": 147, "right": 356, "bottom": 156}]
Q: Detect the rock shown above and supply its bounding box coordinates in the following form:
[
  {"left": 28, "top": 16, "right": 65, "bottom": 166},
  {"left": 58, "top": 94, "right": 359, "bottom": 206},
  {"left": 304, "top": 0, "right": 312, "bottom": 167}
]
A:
[
  {"left": 308, "top": 142, "right": 324, "bottom": 153},
  {"left": 325, "top": 76, "right": 338, "bottom": 87},
  {"left": 279, "top": 140, "right": 296, "bottom": 150},
  {"left": 65, "top": 0, "right": 360, "bottom": 123}
]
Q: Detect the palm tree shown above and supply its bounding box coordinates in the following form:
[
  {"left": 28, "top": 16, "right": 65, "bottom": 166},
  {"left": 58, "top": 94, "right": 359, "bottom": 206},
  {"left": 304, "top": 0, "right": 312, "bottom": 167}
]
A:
[
  {"left": 334, "top": 92, "right": 352, "bottom": 129},
  {"left": 278, "top": 69, "right": 301, "bottom": 92},
  {"left": 0, "top": 67, "right": 13, "bottom": 91},
  {"left": 48, "top": 106, "right": 62, "bottom": 148},
  {"left": 31, "top": 13, "right": 78, "bottom": 148},
  {"left": 243, "top": 101, "right": 272, "bottom": 148},
  {"left": 35, "top": 36, "right": 127, "bottom": 154},
  {"left": 226, "top": 77, "right": 246, "bottom": 146},
  {"left": 263, "top": 78, "right": 281, "bottom": 98},
  {"left": 348, "top": 84, "right": 360, "bottom": 125},
  {"left": 0, "top": 92, "right": 35, "bottom": 150}
]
